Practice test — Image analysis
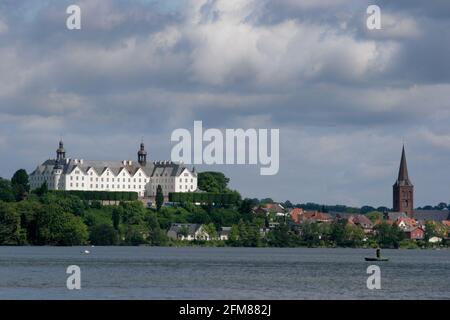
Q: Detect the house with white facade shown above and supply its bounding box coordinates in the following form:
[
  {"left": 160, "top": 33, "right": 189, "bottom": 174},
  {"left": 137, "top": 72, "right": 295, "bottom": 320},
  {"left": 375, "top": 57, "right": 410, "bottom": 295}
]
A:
[
  {"left": 167, "top": 223, "right": 211, "bottom": 241},
  {"left": 29, "top": 140, "right": 197, "bottom": 197}
]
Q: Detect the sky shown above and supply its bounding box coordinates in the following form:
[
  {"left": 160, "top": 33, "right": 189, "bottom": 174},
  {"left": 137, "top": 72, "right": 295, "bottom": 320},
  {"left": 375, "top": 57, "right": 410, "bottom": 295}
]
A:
[{"left": 1, "top": 0, "right": 450, "bottom": 208}]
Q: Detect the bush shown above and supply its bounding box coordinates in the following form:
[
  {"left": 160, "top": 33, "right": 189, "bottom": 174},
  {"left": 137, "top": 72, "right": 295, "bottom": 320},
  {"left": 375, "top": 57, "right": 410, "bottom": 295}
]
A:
[
  {"left": 399, "top": 239, "right": 419, "bottom": 249},
  {"left": 89, "top": 224, "right": 119, "bottom": 245},
  {"left": 50, "top": 190, "right": 138, "bottom": 201}
]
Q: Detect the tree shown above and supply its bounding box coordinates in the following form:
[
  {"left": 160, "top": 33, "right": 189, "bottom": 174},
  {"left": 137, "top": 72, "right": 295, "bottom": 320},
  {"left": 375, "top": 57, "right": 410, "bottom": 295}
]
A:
[
  {"left": 112, "top": 207, "right": 121, "bottom": 230},
  {"left": 203, "top": 223, "right": 217, "bottom": 239},
  {"left": 301, "top": 222, "right": 321, "bottom": 247},
  {"left": 156, "top": 185, "right": 164, "bottom": 212},
  {"left": 239, "top": 198, "right": 257, "bottom": 221},
  {"left": 34, "top": 181, "right": 48, "bottom": 197},
  {"left": 283, "top": 200, "right": 293, "bottom": 208},
  {"left": 268, "top": 223, "right": 293, "bottom": 247},
  {"left": 36, "top": 203, "right": 88, "bottom": 246},
  {"left": 179, "top": 225, "right": 190, "bottom": 238},
  {"left": 360, "top": 206, "right": 376, "bottom": 214},
  {"left": 330, "top": 220, "right": 346, "bottom": 246},
  {"left": 89, "top": 224, "right": 119, "bottom": 245},
  {"left": 16, "top": 200, "right": 43, "bottom": 245},
  {"left": 435, "top": 202, "right": 448, "bottom": 210},
  {"left": 0, "top": 201, "right": 21, "bottom": 245},
  {"left": 123, "top": 225, "right": 147, "bottom": 245},
  {"left": 424, "top": 221, "right": 441, "bottom": 242},
  {"left": 229, "top": 225, "right": 239, "bottom": 243},
  {"left": 366, "top": 211, "right": 382, "bottom": 223},
  {"left": 198, "top": 172, "right": 230, "bottom": 193},
  {"left": 0, "top": 178, "right": 15, "bottom": 202},
  {"left": 11, "top": 169, "right": 30, "bottom": 201},
  {"left": 374, "top": 222, "right": 404, "bottom": 248}
]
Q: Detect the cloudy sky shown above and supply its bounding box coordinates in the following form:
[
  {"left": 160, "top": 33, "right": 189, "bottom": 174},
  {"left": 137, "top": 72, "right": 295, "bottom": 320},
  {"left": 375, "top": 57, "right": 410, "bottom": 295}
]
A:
[{"left": 1, "top": 0, "right": 450, "bottom": 207}]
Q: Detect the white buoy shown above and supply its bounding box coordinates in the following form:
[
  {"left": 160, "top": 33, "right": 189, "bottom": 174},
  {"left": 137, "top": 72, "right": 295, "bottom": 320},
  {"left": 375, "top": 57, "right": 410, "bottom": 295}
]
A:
[{"left": 82, "top": 250, "right": 90, "bottom": 254}]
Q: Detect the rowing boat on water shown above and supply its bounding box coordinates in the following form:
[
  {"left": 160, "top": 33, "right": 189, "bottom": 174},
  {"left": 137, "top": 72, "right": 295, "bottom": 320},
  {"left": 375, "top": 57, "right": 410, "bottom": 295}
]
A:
[{"left": 364, "top": 257, "right": 389, "bottom": 262}]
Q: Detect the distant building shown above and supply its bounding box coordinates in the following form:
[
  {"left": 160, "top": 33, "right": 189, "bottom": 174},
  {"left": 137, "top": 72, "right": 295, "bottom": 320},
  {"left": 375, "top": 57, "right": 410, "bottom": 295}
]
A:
[
  {"left": 29, "top": 140, "right": 197, "bottom": 197},
  {"left": 219, "top": 227, "right": 232, "bottom": 241},
  {"left": 297, "top": 211, "right": 332, "bottom": 224},
  {"left": 395, "top": 217, "right": 417, "bottom": 231},
  {"left": 347, "top": 215, "right": 374, "bottom": 234},
  {"left": 384, "top": 211, "right": 407, "bottom": 221},
  {"left": 393, "top": 145, "right": 414, "bottom": 217},
  {"left": 413, "top": 210, "right": 450, "bottom": 223},
  {"left": 290, "top": 208, "right": 304, "bottom": 223},
  {"left": 253, "top": 203, "right": 287, "bottom": 217},
  {"left": 404, "top": 227, "right": 424, "bottom": 240},
  {"left": 167, "top": 223, "right": 210, "bottom": 241}
]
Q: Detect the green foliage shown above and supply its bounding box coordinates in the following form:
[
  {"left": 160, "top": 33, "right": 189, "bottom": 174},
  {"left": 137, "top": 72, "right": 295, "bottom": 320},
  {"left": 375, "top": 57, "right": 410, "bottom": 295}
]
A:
[
  {"left": 267, "top": 223, "right": 296, "bottom": 247},
  {"left": 0, "top": 201, "right": 22, "bottom": 245},
  {"left": 2, "top": 167, "right": 448, "bottom": 248},
  {"left": 198, "top": 171, "right": 230, "bottom": 193},
  {"left": 203, "top": 223, "right": 217, "bottom": 239},
  {"left": 83, "top": 207, "right": 114, "bottom": 227},
  {"left": 11, "top": 169, "right": 30, "bottom": 201},
  {"left": 156, "top": 185, "right": 164, "bottom": 211},
  {"left": 0, "top": 178, "right": 15, "bottom": 202},
  {"left": 33, "top": 181, "right": 48, "bottom": 197},
  {"left": 169, "top": 192, "right": 240, "bottom": 205},
  {"left": 399, "top": 239, "right": 419, "bottom": 249},
  {"left": 89, "top": 224, "right": 119, "bottom": 245},
  {"left": 49, "top": 190, "right": 138, "bottom": 201},
  {"left": 123, "top": 224, "right": 148, "bottom": 245},
  {"left": 423, "top": 221, "right": 447, "bottom": 242},
  {"left": 374, "top": 222, "right": 405, "bottom": 248},
  {"left": 16, "top": 200, "right": 43, "bottom": 245},
  {"left": 366, "top": 211, "right": 382, "bottom": 223},
  {"left": 229, "top": 219, "right": 261, "bottom": 247},
  {"left": 36, "top": 203, "right": 88, "bottom": 246},
  {"left": 178, "top": 225, "right": 190, "bottom": 237}
]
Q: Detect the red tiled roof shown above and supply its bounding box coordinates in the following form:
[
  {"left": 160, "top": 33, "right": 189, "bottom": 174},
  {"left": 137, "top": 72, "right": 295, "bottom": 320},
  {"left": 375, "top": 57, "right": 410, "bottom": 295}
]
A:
[
  {"left": 290, "top": 208, "right": 304, "bottom": 223},
  {"left": 301, "top": 211, "right": 332, "bottom": 222},
  {"left": 442, "top": 220, "right": 450, "bottom": 227},
  {"left": 395, "top": 217, "right": 417, "bottom": 228}
]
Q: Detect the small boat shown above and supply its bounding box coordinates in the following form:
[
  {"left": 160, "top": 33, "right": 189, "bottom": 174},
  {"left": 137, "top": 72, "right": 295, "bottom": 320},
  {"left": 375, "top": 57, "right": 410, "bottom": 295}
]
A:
[
  {"left": 81, "top": 250, "right": 90, "bottom": 254},
  {"left": 365, "top": 248, "right": 388, "bottom": 261},
  {"left": 365, "top": 257, "right": 389, "bottom": 262}
]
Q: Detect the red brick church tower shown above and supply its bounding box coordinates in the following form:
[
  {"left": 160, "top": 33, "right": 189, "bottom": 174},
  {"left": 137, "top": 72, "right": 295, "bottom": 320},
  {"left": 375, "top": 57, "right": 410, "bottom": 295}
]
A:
[{"left": 393, "top": 145, "right": 414, "bottom": 217}]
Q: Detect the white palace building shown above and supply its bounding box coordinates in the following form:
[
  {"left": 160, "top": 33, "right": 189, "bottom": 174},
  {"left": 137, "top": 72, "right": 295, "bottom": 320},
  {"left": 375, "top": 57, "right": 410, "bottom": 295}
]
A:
[{"left": 29, "top": 140, "right": 198, "bottom": 197}]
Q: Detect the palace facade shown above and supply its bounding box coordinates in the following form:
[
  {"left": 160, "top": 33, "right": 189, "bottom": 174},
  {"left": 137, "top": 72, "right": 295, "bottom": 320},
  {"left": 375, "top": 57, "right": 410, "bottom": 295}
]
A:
[{"left": 29, "top": 141, "right": 197, "bottom": 197}]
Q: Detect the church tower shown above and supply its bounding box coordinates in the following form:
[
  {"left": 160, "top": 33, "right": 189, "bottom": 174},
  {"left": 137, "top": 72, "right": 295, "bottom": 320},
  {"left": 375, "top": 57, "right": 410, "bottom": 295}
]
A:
[
  {"left": 393, "top": 145, "right": 414, "bottom": 217},
  {"left": 138, "top": 141, "right": 147, "bottom": 166},
  {"left": 56, "top": 140, "right": 66, "bottom": 162}
]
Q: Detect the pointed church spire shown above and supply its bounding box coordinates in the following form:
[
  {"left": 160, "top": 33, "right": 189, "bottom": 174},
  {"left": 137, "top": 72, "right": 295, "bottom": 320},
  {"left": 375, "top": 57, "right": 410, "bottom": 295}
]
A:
[
  {"left": 397, "top": 145, "right": 412, "bottom": 185},
  {"left": 393, "top": 144, "right": 414, "bottom": 216}
]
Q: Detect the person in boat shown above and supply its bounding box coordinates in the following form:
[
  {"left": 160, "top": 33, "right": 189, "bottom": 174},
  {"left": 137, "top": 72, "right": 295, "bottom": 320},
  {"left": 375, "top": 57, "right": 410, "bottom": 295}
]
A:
[{"left": 376, "top": 248, "right": 381, "bottom": 259}]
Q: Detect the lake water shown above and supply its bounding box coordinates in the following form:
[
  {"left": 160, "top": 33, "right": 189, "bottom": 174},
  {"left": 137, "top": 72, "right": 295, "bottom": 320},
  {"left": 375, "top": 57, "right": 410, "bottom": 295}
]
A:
[{"left": 0, "top": 247, "right": 449, "bottom": 299}]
